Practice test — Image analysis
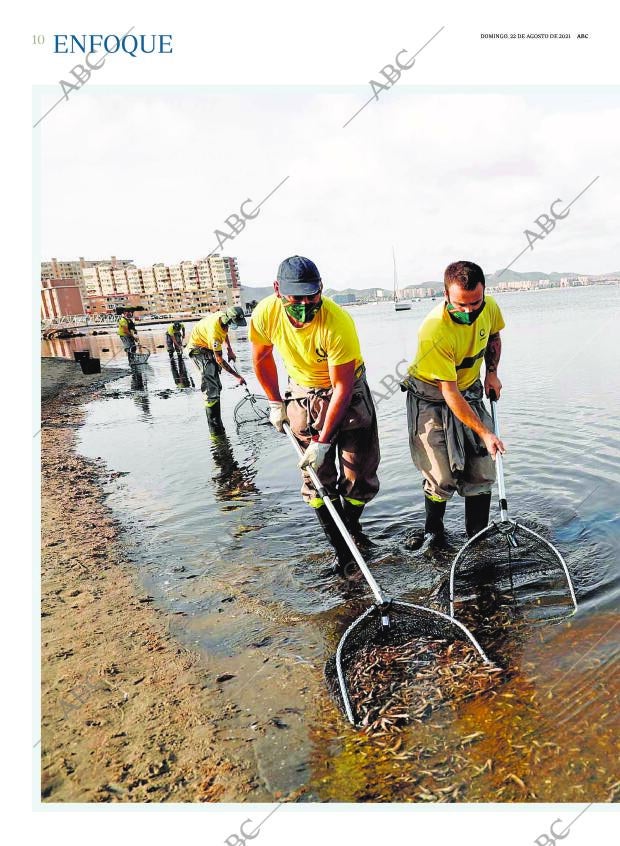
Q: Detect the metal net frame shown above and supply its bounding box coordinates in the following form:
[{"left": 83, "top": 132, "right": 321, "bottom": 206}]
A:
[
  {"left": 325, "top": 600, "right": 492, "bottom": 726},
  {"left": 131, "top": 344, "right": 150, "bottom": 365},
  {"left": 233, "top": 389, "right": 270, "bottom": 426},
  {"left": 448, "top": 520, "right": 578, "bottom": 619},
  {"left": 278, "top": 422, "right": 495, "bottom": 728},
  {"left": 449, "top": 394, "right": 578, "bottom": 623}
]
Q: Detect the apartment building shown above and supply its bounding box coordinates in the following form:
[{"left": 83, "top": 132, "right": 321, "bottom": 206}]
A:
[
  {"left": 42, "top": 256, "right": 134, "bottom": 298},
  {"left": 40, "top": 278, "right": 85, "bottom": 319},
  {"left": 65, "top": 254, "right": 241, "bottom": 316},
  {"left": 402, "top": 286, "right": 439, "bottom": 299}
]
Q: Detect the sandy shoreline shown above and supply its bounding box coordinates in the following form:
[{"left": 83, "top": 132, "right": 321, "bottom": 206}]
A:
[
  {"left": 38, "top": 359, "right": 619, "bottom": 804},
  {"left": 40, "top": 359, "right": 255, "bottom": 802}
]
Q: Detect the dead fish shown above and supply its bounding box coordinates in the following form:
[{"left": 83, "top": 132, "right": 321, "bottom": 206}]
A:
[{"left": 504, "top": 773, "right": 527, "bottom": 790}]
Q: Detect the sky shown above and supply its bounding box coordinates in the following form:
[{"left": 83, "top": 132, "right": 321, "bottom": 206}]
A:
[{"left": 37, "top": 86, "right": 620, "bottom": 289}]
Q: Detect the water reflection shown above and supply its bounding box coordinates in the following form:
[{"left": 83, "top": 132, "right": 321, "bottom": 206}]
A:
[
  {"left": 169, "top": 353, "right": 193, "bottom": 389},
  {"left": 207, "top": 428, "right": 259, "bottom": 506},
  {"left": 42, "top": 320, "right": 201, "bottom": 366},
  {"left": 129, "top": 363, "right": 152, "bottom": 420}
]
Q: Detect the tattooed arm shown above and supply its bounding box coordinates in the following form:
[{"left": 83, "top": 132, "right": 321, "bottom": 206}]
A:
[{"left": 484, "top": 332, "right": 502, "bottom": 399}]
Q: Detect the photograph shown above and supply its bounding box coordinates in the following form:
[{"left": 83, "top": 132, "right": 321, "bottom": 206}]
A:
[
  {"left": 37, "top": 83, "right": 619, "bottom": 806},
  {"left": 24, "top": 1, "right": 619, "bottom": 841}
]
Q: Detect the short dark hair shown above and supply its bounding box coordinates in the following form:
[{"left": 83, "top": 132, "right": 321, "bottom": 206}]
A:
[{"left": 444, "top": 261, "right": 485, "bottom": 293}]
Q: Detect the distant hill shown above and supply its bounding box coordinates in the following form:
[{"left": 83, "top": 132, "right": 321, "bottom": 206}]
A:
[
  {"left": 487, "top": 269, "right": 620, "bottom": 283},
  {"left": 487, "top": 270, "right": 575, "bottom": 283},
  {"left": 240, "top": 284, "right": 399, "bottom": 303},
  {"left": 240, "top": 270, "right": 620, "bottom": 303},
  {"left": 240, "top": 285, "right": 274, "bottom": 304},
  {"left": 324, "top": 287, "right": 391, "bottom": 299}
]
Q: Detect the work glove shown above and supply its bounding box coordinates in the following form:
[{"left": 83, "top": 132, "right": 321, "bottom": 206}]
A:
[
  {"left": 298, "top": 440, "right": 331, "bottom": 472},
  {"left": 268, "top": 400, "right": 289, "bottom": 433}
]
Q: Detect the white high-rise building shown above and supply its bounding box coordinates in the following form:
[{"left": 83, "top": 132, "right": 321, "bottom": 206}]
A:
[{"left": 47, "top": 254, "right": 242, "bottom": 315}]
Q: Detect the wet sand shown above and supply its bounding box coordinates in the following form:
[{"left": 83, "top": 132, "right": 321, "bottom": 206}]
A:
[{"left": 40, "top": 359, "right": 255, "bottom": 802}]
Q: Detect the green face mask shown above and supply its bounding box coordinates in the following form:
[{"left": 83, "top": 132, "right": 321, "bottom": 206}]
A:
[
  {"left": 446, "top": 300, "right": 486, "bottom": 325},
  {"left": 284, "top": 300, "right": 323, "bottom": 324}
]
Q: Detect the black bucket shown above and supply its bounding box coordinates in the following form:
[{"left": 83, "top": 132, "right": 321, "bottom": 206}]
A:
[
  {"left": 80, "top": 357, "right": 101, "bottom": 375},
  {"left": 74, "top": 351, "right": 90, "bottom": 362}
]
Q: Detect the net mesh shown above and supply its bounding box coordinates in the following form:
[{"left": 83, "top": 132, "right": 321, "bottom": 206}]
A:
[
  {"left": 132, "top": 347, "right": 150, "bottom": 365},
  {"left": 233, "top": 392, "right": 270, "bottom": 426},
  {"left": 449, "top": 520, "right": 577, "bottom": 621},
  {"left": 325, "top": 601, "right": 492, "bottom": 726}
]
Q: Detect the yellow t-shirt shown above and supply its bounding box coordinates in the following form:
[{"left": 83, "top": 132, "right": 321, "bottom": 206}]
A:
[
  {"left": 186, "top": 313, "right": 227, "bottom": 353},
  {"left": 118, "top": 316, "right": 131, "bottom": 337},
  {"left": 249, "top": 295, "right": 363, "bottom": 389},
  {"left": 410, "top": 295, "right": 505, "bottom": 390},
  {"left": 167, "top": 323, "right": 184, "bottom": 337}
]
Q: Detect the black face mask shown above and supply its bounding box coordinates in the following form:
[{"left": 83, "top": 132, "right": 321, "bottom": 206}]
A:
[
  {"left": 284, "top": 300, "right": 323, "bottom": 324},
  {"left": 446, "top": 299, "right": 486, "bottom": 325}
]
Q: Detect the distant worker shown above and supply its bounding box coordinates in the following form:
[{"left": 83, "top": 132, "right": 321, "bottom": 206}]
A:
[
  {"left": 186, "top": 306, "right": 248, "bottom": 431},
  {"left": 402, "top": 260, "right": 506, "bottom": 549},
  {"left": 250, "top": 255, "right": 380, "bottom": 576},
  {"left": 117, "top": 307, "right": 139, "bottom": 363},
  {"left": 166, "top": 321, "right": 185, "bottom": 357}
]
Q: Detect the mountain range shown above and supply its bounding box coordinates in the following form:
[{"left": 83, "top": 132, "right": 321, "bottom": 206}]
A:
[{"left": 240, "top": 270, "right": 619, "bottom": 304}]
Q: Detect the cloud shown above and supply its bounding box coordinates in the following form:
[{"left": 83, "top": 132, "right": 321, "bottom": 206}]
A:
[{"left": 39, "top": 87, "right": 620, "bottom": 286}]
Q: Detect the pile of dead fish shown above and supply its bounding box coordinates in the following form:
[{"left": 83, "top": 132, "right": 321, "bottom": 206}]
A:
[{"left": 347, "top": 636, "right": 503, "bottom": 735}]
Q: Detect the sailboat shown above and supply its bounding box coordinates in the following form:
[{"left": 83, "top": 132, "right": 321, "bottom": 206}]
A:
[{"left": 393, "top": 247, "right": 412, "bottom": 311}]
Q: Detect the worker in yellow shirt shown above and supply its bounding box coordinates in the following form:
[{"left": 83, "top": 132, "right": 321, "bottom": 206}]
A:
[
  {"left": 165, "top": 321, "right": 185, "bottom": 356},
  {"left": 401, "top": 261, "right": 506, "bottom": 550},
  {"left": 250, "top": 256, "right": 380, "bottom": 576},
  {"left": 117, "top": 307, "right": 138, "bottom": 362},
  {"left": 186, "top": 306, "right": 247, "bottom": 431}
]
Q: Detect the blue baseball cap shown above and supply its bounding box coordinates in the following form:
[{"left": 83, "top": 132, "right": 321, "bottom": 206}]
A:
[{"left": 276, "top": 255, "right": 322, "bottom": 296}]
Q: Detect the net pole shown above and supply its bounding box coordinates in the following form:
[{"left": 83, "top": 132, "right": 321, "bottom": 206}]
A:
[
  {"left": 490, "top": 397, "right": 509, "bottom": 522},
  {"left": 282, "top": 423, "right": 388, "bottom": 609}
]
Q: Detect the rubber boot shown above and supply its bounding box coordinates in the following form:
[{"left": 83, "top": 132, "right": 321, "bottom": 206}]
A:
[
  {"left": 342, "top": 500, "right": 376, "bottom": 549},
  {"left": 407, "top": 496, "right": 447, "bottom": 551},
  {"left": 425, "top": 496, "right": 447, "bottom": 536},
  {"left": 205, "top": 400, "right": 224, "bottom": 435},
  {"left": 314, "top": 502, "right": 355, "bottom": 577},
  {"left": 465, "top": 492, "right": 492, "bottom": 538}
]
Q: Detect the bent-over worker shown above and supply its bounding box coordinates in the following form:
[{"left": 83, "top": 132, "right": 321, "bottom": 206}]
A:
[
  {"left": 118, "top": 307, "right": 138, "bottom": 362},
  {"left": 250, "top": 255, "right": 380, "bottom": 576},
  {"left": 166, "top": 321, "right": 185, "bottom": 356},
  {"left": 186, "top": 306, "right": 247, "bottom": 432}
]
